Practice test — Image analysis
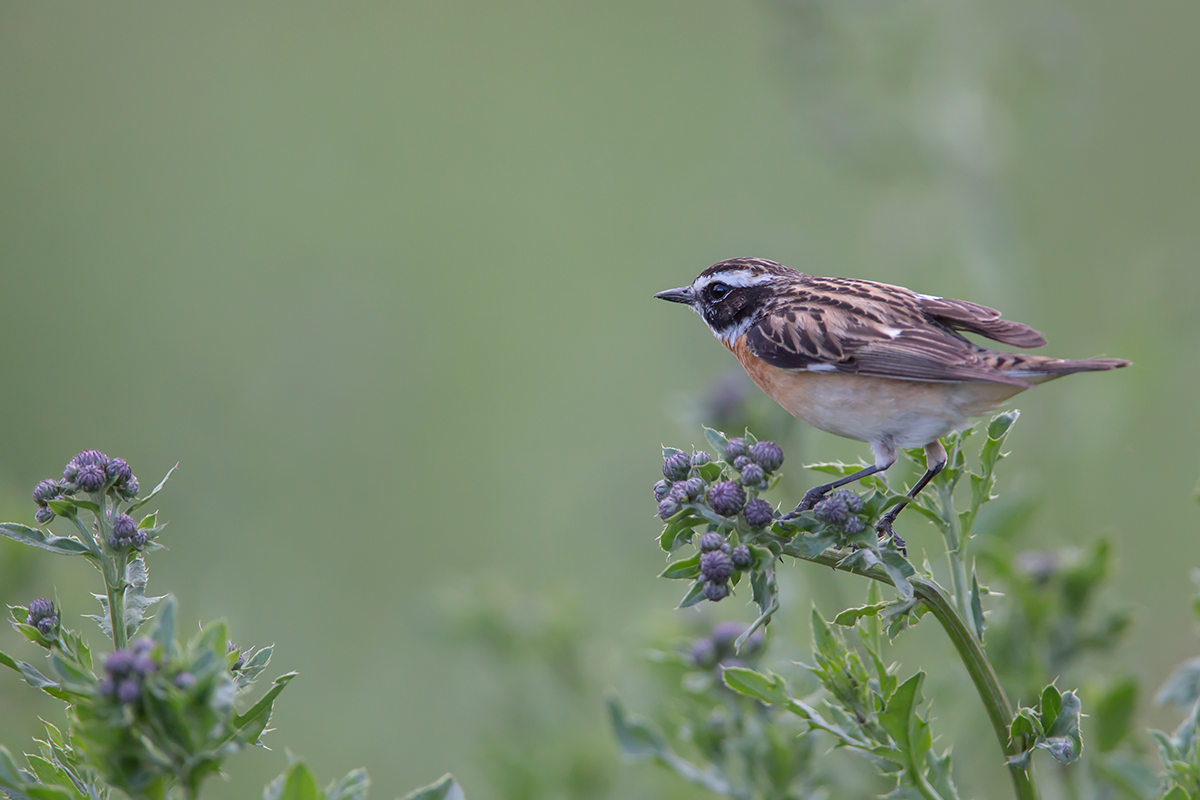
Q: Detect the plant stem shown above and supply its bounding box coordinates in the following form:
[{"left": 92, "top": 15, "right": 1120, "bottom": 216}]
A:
[
  {"left": 937, "top": 482, "right": 972, "bottom": 630},
  {"left": 95, "top": 500, "right": 128, "bottom": 650},
  {"left": 783, "top": 544, "right": 1040, "bottom": 800}
]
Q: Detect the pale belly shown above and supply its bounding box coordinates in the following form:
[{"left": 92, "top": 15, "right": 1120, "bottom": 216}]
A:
[{"left": 740, "top": 363, "right": 1028, "bottom": 448}]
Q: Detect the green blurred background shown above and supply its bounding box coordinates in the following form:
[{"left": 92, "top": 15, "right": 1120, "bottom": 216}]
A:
[{"left": 1, "top": 2, "right": 1198, "bottom": 798}]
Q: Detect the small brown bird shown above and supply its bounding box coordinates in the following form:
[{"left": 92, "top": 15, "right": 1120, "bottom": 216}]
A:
[{"left": 656, "top": 257, "right": 1129, "bottom": 540}]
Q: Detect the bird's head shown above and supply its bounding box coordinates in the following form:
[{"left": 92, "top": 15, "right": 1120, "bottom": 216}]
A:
[{"left": 655, "top": 257, "right": 798, "bottom": 344}]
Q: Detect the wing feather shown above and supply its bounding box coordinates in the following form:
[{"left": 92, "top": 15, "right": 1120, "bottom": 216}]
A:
[
  {"left": 745, "top": 304, "right": 1032, "bottom": 387},
  {"left": 917, "top": 296, "right": 1046, "bottom": 348}
]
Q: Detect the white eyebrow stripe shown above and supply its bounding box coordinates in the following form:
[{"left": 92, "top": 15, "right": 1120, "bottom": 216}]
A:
[{"left": 693, "top": 270, "right": 773, "bottom": 291}]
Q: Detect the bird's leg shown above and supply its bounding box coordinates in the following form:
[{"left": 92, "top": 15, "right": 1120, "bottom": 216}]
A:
[
  {"left": 783, "top": 463, "right": 888, "bottom": 519},
  {"left": 874, "top": 441, "right": 948, "bottom": 551}
]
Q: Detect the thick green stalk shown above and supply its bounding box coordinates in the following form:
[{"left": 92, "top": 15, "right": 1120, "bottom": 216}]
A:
[{"left": 784, "top": 544, "right": 1039, "bottom": 800}]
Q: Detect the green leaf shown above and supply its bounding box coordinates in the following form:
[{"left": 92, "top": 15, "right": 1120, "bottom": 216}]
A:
[
  {"left": 810, "top": 608, "right": 838, "bottom": 662},
  {"left": 0, "top": 523, "right": 94, "bottom": 557},
  {"left": 154, "top": 595, "right": 177, "bottom": 656},
  {"left": 399, "top": 774, "right": 465, "bottom": 800},
  {"left": 126, "top": 463, "right": 178, "bottom": 514},
  {"left": 274, "top": 762, "right": 322, "bottom": 800},
  {"left": 703, "top": 426, "right": 729, "bottom": 454},
  {"left": 1042, "top": 690, "right": 1083, "bottom": 762},
  {"left": 925, "top": 749, "right": 962, "bottom": 800},
  {"left": 879, "top": 672, "right": 925, "bottom": 754},
  {"left": 122, "top": 557, "right": 164, "bottom": 640},
  {"left": 1095, "top": 678, "right": 1137, "bottom": 753},
  {"left": 879, "top": 550, "right": 915, "bottom": 601},
  {"left": 0, "top": 650, "right": 69, "bottom": 700},
  {"left": 786, "top": 531, "right": 837, "bottom": 557},
  {"left": 677, "top": 580, "right": 706, "bottom": 609},
  {"left": 231, "top": 671, "right": 297, "bottom": 744},
  {"left": 659, "top": 553, "right": 700, "bottom": 580},
  {"left": 987, "top": 410, "right": 1019, "bottom": 443},
  {"left": 833, "top": 603, "right": 887, "bottom": 627},
  {"left": 1010, "top": 707, "right": 1043, "bottom": 742},
  {"left": 970, "top": 568, "right": 985, "bottom": 642},
  {"left": 805, "top": 461, "right": 871, "bottom": 478},
  {"left": 693, "top": 461, "right": 722, "bottom": 482},
  {"left": 0, "top": 745, "right": 28, "bottom": 788},
  {"left": 722, "top": 666, "right": 790, "bottom": 705},
  {"left": 325, "top": 768, "right": 370, "bottom": 800},
  {"left": 659, "top": 514, "right": 701, "bottom": 553},
  {"left": 49, "top": 651, "right": 93, "bottom": 691},
  {"left": 1162, "top": 787, "right": 1189, "bottom": 800},
  {"left": 52, "top": 497, "right": 100, "bottom": 514},
  {"left": 1040, "top": 685, "right": 1062, "bottom": 731}
]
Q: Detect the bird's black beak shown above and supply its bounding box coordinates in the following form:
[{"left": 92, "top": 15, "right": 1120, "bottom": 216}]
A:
[{"left": 654, "top": 286, "right": 694, "bottom": 305}]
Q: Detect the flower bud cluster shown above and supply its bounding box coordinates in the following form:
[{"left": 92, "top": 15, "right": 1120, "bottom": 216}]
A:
[
  {"left": 26, "top": 598, "right": 59, "bottom": 637},
  {"left": 725, "top": 437, "right": 784, "bottom": 491},
  {"left": 688, "top": 620, "right": 765, "bottom": 669},
  {"left": 694, "top": 531, "right": 760, "bottom": 603},
  {"left": 656, "top": 450, "right": 720, "bottom": 520},
  {"left": 108, "top": 512, "right": 148, "bottom": 551},
  {"left": 33, "top": 449, "right": 140, "bottom": 524},
  {"left": 813, "top": 489, "right": 867, "bottom": 534},
  {"left": 99, "top": 638, "right": 161, "bottom": 704},
  {"left": 655, "top": 436, "right": 789, "bottom": 603}
]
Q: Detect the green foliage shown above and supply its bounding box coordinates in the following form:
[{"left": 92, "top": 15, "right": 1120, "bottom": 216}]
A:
[
  {"left": 1006, "top": 685, "right": 1083, "bottom": 768},
  {"left": 722, "top": 611, "right": 962, "bottom": 800},
  {"left": 0, "top": 453, "right": 383, "bottom": 800},
  {"left": 609, "top": 619, "right": 826, "bottom": 800}
]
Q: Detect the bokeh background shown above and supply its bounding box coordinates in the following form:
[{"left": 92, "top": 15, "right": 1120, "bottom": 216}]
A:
[{"left": 2, "top": 2, "right": 1198, "bottom": 798}]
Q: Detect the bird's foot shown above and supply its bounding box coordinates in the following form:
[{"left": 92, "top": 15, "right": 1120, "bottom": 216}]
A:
[
  {"left": 781, "top": 486, "right": 832, "bottom": 520},
  {"left": 874, "top": 516, "right": 906, "bottom": 556}
]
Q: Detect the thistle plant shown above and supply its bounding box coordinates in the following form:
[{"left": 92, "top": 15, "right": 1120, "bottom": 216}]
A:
[
  {"left": 626, "top": 414, "right": 1093, "bottom": 800},
  {"left": 0, "top": 449, "right": 464, "bottom": 800}
]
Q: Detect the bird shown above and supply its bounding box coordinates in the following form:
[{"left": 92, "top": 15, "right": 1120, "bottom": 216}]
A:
[{"left": 655, "top": 257, "right": 1129, "bottom": 543}]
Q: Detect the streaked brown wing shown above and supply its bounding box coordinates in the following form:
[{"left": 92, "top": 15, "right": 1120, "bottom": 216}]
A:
[
  {"left": 916, "top": 296, "right": 1046, "bottom": 348},
  {"left": 745, "top": 306, "right": 1031, "bottom": 387}
]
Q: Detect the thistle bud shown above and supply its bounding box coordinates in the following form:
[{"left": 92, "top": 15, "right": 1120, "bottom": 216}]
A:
[
  {"left": 33, "top": 479, "right": 61, "bottom": 504},
  {"left": 739, "top": 463, "right": 765, "bottom": 487},
  {"left": 658, "top": 496, "right": 682, "bottom": 521},
  {"left": 742, "top": 498, "right": 773, "bottom": 529},
  {"left": 707, "top": 481, "right": 746, "bottom": 517},
  {"left": 699, "top": 550, "right": 734, "bottom": 584},
  {"left": 680, "top": 477, "right": 707, "bottom": 501},
  {"left": 662, "top": 453, "right": 691, "bottom": 482},
  {"left": 748, "top": 441, "right": 784, "bottom": 472}
]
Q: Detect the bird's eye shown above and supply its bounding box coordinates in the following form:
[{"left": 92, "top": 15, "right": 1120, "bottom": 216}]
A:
[{"left": 708, "top": 282, "right": 732, "bottom": 301}]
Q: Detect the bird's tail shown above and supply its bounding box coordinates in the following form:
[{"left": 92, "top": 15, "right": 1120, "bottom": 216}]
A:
[{"left": 1009, "top": 356, "right": 1131, "bottom": 383}]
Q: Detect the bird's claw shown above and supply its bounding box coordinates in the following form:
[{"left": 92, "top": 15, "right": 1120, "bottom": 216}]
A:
[
  {"left": 874, "top": 517, "right": 906, "bottom": 555},
  {"left": 781, "top": 486, "right": 832, "bottom": 520}
]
